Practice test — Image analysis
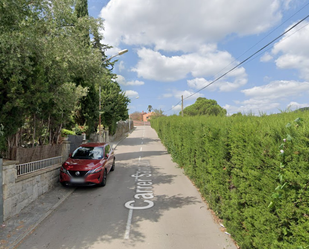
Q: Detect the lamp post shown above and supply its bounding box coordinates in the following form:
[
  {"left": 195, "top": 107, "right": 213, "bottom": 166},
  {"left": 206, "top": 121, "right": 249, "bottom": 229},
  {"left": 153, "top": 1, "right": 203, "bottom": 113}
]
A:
[{"left": 99, "top": 49, "right": 128, "bottom": 142}]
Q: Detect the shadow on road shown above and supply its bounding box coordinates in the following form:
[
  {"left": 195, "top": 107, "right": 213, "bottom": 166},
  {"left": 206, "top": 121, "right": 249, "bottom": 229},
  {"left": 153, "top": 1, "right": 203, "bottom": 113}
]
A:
[
  {"left": 117, "top": 136, "right": 161, "bottom": 147},
  {"left": 52, "top": 162, "right": 199, "bottom": 248}
]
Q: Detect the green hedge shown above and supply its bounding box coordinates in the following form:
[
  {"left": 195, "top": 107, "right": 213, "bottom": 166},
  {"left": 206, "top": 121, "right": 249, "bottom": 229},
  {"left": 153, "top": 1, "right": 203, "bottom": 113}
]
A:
[{"left": 151, "top": 112, "right": 309, "bottom": 249}]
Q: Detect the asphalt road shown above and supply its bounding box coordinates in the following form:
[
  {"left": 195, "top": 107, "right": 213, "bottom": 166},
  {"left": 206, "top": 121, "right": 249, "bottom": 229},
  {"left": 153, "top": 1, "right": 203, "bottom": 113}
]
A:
[{"left": 17, "top": 126, "right": 237, "bottom": 249}]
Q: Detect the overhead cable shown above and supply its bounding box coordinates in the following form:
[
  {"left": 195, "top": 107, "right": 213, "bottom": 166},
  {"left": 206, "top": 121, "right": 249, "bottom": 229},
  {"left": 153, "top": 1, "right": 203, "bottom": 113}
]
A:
[{"left": 183, "top": 14, "right": 309, "bottom": 101}]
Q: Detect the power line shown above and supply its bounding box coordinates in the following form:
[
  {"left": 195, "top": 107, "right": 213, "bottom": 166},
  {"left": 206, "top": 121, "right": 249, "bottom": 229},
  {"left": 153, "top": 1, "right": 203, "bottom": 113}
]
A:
[
  {"left": 163, "top": 13, "right": 309, "bottom": 114},
  {"left": 164, "top": 100, "right": 182, "bottom": 113},
  {"left": 183, "top": 14, "right": 309, "bottom": 101},
  {"left": 245, "top": 21, "right": 309, "bottom": 66},
  {"left": 212, "top": 1, "right": 309, "bottom": 80}
]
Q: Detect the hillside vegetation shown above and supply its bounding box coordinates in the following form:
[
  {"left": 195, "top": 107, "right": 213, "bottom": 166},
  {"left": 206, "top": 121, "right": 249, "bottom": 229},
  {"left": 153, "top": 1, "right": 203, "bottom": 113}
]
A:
[{"left": 151, "top": 112, "right": 309, "bottom": 248}]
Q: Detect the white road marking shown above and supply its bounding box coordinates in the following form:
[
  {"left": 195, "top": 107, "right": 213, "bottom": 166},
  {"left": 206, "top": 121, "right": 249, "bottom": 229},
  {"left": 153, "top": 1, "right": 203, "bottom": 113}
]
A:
[
  {"left": 125, "top": 159, "right": 141, "bottom": 240},
  {"left": 124, "top": 208, "right": 134, "bottom": 240},
  {"left": 124, "top": 129, "right": 146, "bottom": 240}
]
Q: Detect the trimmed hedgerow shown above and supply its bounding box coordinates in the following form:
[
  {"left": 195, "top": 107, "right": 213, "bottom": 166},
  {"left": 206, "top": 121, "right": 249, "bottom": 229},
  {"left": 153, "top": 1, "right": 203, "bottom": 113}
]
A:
[{"left": 151, "top": 112, "right": 309, "bottom": 249}]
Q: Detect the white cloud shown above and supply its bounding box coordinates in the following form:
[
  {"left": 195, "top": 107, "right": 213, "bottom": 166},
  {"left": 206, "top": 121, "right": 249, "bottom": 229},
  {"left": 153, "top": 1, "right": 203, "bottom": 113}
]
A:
[
  {"left": 126, "top": 80, "right": 144, "bottom": 86},
  {"left": 187, "top": 78, "right": 210, "bottom": 90},
  {"left": 125, "top": 90, "right": 139, "bottom": 98},
  {"left": 160, "top": 89, "right": 203, "bottom": 105},
  {"left": 116, "top": 75, "right": 144, "bottom": 86},
  {"left": 131, "top": 48, "right": 189, "bottom": 81},
  {"left": 132, "top": 48, "right": 247, "bottom": 89},
  {"left": 272, "top": 21, "right": 309, "bottom": 80},
  {"left": 260, "top": 52, "right": 273, "bottom": 62},
  {"left": 225, "top": 80, "right": 309, "bottom": 115},
  {"left": 173, "top": 90, "right": 203, "bottom": 101},
  {"left": 115, "top": 75, "right": 126, "bottom": 85},
  {"left": 172, "top": 105, "right": 182, "bottom": 112},
  {"left": 242, "top": 80, "right": 309, "bottom": 100},
  {"left": 162, "top": 93, "right": 173, "bottom": 98},
  {"left": 118, "top": 61, "right": 125, "bottom": 72},
  {"left": 100, "top": 0, "right": 285, "bottom": 52},
  {"left": 224, "top": 99, "right": 280, "bottom": 115},
  {"left": 287, "top": 101, "right": 309, "bottom": 110},
  {"left": 283, "top": 0, "right": 293, "bottom": 9}
]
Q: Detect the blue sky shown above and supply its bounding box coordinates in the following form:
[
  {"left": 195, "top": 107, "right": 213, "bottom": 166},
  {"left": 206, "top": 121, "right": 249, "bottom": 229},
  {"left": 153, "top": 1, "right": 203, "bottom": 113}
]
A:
[{"left": 88, "top": 0, "right": 309, "bottom": 116}]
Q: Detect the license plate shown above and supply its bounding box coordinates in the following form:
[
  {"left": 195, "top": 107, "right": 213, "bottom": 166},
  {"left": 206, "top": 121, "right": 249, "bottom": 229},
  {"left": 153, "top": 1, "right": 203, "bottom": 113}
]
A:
[{"left": 71, "top": 178, "right": 85, "bottom": 183}]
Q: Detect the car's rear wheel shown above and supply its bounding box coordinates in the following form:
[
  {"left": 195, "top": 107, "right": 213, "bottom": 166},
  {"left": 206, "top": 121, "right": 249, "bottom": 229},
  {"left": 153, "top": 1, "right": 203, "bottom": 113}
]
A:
[
  {"left": 111, "top": 158, "right": 115, "bottom": 171},
  {"left": 99, "top": 169, "right": 107, "bottom": 187}
]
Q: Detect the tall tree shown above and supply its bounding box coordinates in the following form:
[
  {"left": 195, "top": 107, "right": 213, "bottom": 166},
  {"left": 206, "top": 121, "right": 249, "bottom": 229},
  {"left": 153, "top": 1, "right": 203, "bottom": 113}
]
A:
[
  {"left": 73, "top": 0, "right": 98, "bottom": 133},
  {"left": 74, "top": 0, "right": 90, "bottom": 46},
  {"left": 75, "top": 0, "right": 88, "bottom": 17},
  {"left": 101, "top": 78, "right": 130, "bottom": 135},
  {"left": 0, "top": 0, "right": 104, "bottom": 152},
  {"left": 148, "top": 105, "right": 153, "bottom": 113},
  {"left": 182, "top": 97, "right": 227, "bottom": 117}
]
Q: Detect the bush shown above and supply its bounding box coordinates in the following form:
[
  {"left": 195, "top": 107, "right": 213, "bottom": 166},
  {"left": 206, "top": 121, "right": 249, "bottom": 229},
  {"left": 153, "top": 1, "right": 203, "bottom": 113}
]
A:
[
  {"left": 151, "top": 112, "right": 309, "bottom": 248},
  {"left": 72, "top": 124, "right": 88, "bottom": 135},
  {"left": 61, "top": 128, "right": 75, "bottom": 136}
]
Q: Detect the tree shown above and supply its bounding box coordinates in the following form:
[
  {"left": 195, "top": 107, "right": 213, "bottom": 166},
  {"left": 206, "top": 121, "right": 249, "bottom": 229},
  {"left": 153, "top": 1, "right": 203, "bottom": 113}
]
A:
[
  {"left": 130, "top": 112, "right": 143, "bottom": 121},
  {"left": 75, "top": 0, "right": 89, "bottom": 17},
  {"left": 74, "top": 0, "right": 90, "bottom": 46},
  {"left": 151, "top": 109, "right": 165, "bottom": 119},
  {"left": 100, "top": 78, "right": 130, "bottom": 135},
  {"left": 147, "top": 105, "right": 153, "bottom": 113},
  {"left": 182, "top": 97, "right": 227, "bottom": 117},
  {"left": 0, "top": 0, "right": 104, "bottom": 151},
  {"left": 0, "top": 0, "right": 130, "bottom": 155}
]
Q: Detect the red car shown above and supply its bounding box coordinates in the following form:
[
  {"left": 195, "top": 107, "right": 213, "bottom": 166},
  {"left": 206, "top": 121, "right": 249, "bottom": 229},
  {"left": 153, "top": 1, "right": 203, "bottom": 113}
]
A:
[{"left": 60, "top": 142, "right": 115, "bottom": 187}]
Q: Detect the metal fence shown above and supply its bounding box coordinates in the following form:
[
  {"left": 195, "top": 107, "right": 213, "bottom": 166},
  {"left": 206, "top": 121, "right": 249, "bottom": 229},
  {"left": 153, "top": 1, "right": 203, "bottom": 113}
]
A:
[{"left": 16, "top": 156, "right": 63, "bottom": 176}]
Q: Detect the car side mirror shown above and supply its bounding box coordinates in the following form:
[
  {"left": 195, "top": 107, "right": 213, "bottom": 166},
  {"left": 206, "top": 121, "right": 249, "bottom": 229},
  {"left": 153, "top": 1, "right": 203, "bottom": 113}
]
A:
[{"left": 69, "top": 153, "right": 72, "bottom": 158}]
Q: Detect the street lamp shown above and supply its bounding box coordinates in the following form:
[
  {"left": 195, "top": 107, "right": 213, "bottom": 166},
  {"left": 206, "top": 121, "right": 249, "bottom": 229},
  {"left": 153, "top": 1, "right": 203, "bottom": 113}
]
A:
[
  {"left": 99, "top": 49, "right": 128, "bottom": 142},
  {"left": 103, "top": 49, "right": 128, "bottom": 63}
]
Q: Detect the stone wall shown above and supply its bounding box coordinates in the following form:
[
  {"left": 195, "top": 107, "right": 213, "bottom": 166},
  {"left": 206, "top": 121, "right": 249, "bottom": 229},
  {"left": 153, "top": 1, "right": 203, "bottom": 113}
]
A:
[
  {"left": 1, "top": 140, "right": 70, "bottom": 221},
  {"left": 110, "top": 120, "right": 132, "bottom": 141},
  {"left": 2, "top": 160, "right": 60, "bottom": 221}
]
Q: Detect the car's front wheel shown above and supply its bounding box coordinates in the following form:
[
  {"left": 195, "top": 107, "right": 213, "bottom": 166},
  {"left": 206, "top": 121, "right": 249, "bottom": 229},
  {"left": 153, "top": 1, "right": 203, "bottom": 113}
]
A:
[
  {"left": 99, "top": 169, "right": 107, "bottom": 187},
  {"left": 111, "top": 158, "right": 115, "bottom": 172}
]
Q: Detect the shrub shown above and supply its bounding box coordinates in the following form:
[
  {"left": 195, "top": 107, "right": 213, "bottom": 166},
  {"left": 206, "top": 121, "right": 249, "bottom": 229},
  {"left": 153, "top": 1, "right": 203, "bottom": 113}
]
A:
[
  {"left": 61, "top": 128, "right": 75, "bottom": 136},
  {"left": 151, "top": 112, "right": 309, "bottom": 248}
]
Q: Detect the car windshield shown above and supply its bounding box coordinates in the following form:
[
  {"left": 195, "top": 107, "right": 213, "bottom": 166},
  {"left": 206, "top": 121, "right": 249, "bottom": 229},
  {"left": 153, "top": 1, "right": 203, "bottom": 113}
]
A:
[{"left": 71, "top": 147, "right": 103, "bottom": 160}]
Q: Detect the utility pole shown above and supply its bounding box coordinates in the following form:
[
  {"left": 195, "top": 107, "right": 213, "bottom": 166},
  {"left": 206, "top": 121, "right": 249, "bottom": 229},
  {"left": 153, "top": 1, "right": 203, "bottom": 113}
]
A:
[
  {"left": 181, "top": 95, "right": 184, "bottom": 117},
  {"left": 99, "top": 86, "right": 102, "bottom": 142}
]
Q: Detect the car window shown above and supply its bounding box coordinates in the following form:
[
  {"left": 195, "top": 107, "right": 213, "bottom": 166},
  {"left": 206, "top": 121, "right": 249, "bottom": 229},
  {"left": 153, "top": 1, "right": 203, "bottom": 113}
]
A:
[{"left": 71, "top": 147, "right": 103, "bottom": 159}]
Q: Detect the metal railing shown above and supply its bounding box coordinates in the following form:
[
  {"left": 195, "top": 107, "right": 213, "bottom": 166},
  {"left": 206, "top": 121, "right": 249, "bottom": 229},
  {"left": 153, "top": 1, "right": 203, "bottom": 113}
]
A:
[{"left": 16, "top": 156, "right": 62, "bottom": 176}]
